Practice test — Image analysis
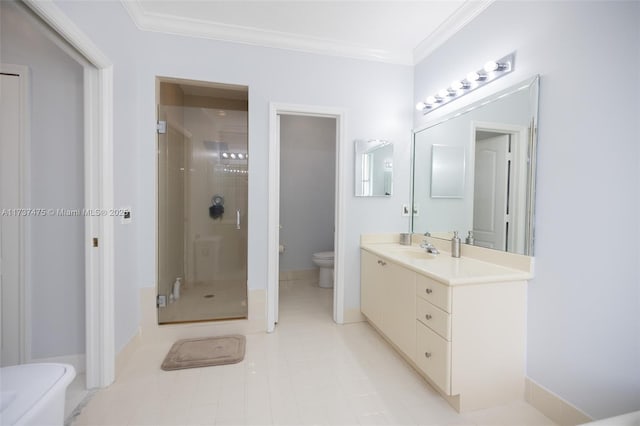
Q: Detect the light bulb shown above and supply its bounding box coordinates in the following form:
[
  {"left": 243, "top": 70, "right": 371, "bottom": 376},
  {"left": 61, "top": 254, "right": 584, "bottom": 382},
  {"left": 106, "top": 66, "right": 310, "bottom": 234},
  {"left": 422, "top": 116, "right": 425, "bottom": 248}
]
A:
[
  {"left": 426, "top": 96, "right": 438, "bottom": 105},
  {"left": 438, "top": 89, "right": 451, "bottom": 98},
  {"left": 416, "top": 102, "right": 427, "bottom": 111},
  {"left": 451, "top": 80, "right": 463, "bottom": 91},
  {"left": 238, "top": 153, "right": 244, "bottom": 159},
  {"left": 467, "top": 71, "right": 480, "bottom": 82},
  {"left": 222, "top": 152, "right": 229, "bottom": 158},
  {"left": 484, "top": 61, "right": 499, "bottom": 72},
  {"left": 230, "top": 153, "right": 237, "bottom": 159}
]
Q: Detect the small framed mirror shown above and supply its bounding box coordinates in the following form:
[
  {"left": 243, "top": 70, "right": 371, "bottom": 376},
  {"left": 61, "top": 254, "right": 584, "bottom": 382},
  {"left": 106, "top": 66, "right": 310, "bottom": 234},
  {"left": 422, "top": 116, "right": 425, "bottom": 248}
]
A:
[
  {"left": 355, "top": 139, "right": 393, "bottom": 197},
  {"left": 431, "top": 145, "right": 465, "bottom": 198}
]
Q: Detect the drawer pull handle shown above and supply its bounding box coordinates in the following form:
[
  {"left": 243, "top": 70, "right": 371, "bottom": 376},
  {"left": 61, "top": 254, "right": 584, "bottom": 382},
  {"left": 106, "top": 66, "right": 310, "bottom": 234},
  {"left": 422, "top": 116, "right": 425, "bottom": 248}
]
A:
[
  {"left": 425, "top": 314, "right": 432, "bottom": 320},
  {"left": 377, "top": 260, "right": 387, "bottom": 266},
  {"left": 424, "top": 352, "right": 432, "bottom": 358},
  {"left": 425, "top": 288, "right": 433, "bottom": 294}
]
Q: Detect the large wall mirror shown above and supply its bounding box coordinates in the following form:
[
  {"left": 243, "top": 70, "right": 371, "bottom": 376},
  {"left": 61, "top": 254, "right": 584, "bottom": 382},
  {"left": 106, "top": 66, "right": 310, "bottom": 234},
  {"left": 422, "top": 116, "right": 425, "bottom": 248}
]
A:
[
  {"left": 355, "top": 139, "right": 393, "bottom": 197},
  {"left": 412, "top": 75, "right": 539, "bottom": 255}
]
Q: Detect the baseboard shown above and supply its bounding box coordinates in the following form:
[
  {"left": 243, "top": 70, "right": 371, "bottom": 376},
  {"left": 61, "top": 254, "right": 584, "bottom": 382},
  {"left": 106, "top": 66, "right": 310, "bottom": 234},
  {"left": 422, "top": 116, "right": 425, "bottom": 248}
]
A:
[
  {"left": 525, "top": 378, "right": 593, "bottom": 425},
  {"left": 30, "top": 353, "right": 86, "bottom": 374},
  {"left": 279, "top": 268, "right": 318, "bottom": 281}
]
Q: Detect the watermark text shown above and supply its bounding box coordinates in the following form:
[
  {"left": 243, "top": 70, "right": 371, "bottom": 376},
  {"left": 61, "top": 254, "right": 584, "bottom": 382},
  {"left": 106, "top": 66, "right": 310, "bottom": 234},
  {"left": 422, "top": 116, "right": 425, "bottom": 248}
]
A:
[{"left": 1, "top": 208, "right": 128, "bottom": 217}]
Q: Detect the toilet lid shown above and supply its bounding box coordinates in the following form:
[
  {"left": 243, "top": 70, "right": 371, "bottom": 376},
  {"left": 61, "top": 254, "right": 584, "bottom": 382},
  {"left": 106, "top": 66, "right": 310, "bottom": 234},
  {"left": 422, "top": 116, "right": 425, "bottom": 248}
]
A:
[{"left": 314, "top": 251, "right": 334, "bottom": 259}]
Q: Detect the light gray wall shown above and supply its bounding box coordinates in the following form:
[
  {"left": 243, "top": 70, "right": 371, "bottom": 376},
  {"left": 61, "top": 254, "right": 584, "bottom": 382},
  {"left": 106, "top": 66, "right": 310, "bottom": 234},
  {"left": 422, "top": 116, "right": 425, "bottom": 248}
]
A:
[
  {"left": 1, "top": 1, "right": 85, "bottom": 359},
  {"left": 279, "top": 115, "right": 336, "bottom": 272},
  {"left": 414, "top": 1, "right": 640, "bottom": 419},
  {"left": 53, "top": 1, "right": 414, "bottom": 353}
]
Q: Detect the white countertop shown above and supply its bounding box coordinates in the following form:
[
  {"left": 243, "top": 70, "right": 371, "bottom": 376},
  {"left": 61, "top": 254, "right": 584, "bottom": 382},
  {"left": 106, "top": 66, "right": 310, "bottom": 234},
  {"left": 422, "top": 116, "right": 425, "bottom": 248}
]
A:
[{"left": 361, "top": 242, "right": 533, "bottom": 286}]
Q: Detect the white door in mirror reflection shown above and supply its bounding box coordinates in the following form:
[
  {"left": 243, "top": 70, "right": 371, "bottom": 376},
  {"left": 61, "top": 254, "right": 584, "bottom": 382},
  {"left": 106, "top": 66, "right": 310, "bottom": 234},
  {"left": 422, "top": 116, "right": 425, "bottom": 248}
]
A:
[{"left": 473, "top": 134, "right": 510, "bottom": 251}]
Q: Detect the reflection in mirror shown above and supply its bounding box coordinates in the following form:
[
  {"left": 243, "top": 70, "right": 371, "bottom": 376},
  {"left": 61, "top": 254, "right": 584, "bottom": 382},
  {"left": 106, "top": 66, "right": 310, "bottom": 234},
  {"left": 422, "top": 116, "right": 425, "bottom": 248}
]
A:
[
  {"left": 412, "top": 76, "right": 539, "bottom": 255},
  {"left": 355, "top": 139, "right": 393, "bottom": 197},
  {"left": 431, "top": 145, "right": 465, "bottom": 198}
]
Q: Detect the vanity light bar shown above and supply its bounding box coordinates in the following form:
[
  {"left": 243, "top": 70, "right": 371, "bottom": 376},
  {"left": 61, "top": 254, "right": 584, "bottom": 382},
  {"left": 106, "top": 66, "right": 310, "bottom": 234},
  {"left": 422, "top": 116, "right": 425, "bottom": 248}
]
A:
[
  {"left": 223, "top": 167, "right": 248, "bottom": 174},
  {"left": 416, "top": 52, "right": 516, "bottom": 115},
  {"left": 221, "top": 152, "right": 248, "bottom": 160}
]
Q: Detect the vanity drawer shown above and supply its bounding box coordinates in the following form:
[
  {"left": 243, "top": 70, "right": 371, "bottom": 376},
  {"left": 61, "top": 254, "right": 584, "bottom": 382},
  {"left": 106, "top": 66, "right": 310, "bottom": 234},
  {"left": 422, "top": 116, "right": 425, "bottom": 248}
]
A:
[
  {"left": 416, "top": 274, "right": 451, "bottom": 313},
  {"left": 416, "top": 297, "right": 451, "bottom": 340},
  {"left": 416, "top": 321, "right": 451, "bottom": 394}
]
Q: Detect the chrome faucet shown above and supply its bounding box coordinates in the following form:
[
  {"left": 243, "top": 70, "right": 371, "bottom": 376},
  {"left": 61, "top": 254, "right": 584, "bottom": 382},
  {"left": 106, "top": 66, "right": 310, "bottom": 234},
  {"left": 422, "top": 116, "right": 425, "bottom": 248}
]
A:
[{"left": 420, "top": 239, "right": 440, "bottom": 255}]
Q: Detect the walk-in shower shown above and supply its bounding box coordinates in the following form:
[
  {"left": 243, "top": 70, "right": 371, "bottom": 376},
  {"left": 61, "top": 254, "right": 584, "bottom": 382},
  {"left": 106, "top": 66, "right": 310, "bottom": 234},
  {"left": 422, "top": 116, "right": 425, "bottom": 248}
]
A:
[{"left": 157, "top": 78, "right": 248, "bottom": 324}]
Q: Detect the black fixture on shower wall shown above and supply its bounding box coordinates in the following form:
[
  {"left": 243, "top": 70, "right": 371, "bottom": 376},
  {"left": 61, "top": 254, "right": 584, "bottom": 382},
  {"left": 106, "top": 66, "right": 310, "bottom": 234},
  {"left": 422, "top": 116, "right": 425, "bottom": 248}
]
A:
[{"left": 209, "top": 194, "right": 224, "bottom": 219}]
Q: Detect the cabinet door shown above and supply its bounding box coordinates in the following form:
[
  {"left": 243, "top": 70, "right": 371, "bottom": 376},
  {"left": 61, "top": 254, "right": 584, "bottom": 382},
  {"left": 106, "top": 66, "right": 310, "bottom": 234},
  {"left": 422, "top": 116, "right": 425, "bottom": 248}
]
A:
[
  {"left": 361, "top": 250, "right": 384, "bottom": 327},
  {"left": 416, "top": 322, "right": 451, "bottom": 394},
  {"left": 382, "top": 261, "right": 416, "bottom": 358}
]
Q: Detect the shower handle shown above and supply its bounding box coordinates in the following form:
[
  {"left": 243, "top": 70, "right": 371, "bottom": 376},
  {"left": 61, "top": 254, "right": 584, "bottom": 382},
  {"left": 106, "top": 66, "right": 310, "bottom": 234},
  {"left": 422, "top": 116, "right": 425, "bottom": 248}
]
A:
[{"left": 236, "top": 209, "right": 241, "bottom": 230}]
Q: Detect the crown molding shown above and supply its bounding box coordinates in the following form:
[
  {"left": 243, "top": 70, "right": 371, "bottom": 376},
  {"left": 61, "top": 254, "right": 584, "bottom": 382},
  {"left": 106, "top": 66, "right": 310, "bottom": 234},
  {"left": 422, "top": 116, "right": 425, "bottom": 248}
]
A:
[
  {"left": 413, "top": 0, "right": 495, "bottom": 65},
  {"left": 120, "top": 1, "right": 414, "bottom": 65},
  {"left": 25, "top": 0, "right": 111, "bottom": 68}
]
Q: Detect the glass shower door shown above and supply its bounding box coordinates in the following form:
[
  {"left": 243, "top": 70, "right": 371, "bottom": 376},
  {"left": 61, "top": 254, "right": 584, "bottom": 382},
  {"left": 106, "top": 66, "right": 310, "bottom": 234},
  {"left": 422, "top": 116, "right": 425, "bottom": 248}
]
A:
[{"left": 157, "top": 84, "right": 248, "bottom": 324}]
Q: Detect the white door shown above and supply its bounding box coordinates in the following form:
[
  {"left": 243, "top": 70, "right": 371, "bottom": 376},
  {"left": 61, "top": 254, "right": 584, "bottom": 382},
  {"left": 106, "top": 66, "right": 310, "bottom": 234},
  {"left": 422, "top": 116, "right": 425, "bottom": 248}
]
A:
[
  {"left": 473, "top": 134, "right": 510, "bottom": 251},
  {"left": 0, "top": 72, "right": 23, "bottom": 367}
]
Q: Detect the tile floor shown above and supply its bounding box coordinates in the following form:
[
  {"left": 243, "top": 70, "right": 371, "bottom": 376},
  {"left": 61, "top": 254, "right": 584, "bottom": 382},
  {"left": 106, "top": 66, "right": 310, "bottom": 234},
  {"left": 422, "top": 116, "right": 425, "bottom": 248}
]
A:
[{"left": 69, "top": 278, "right": 556, "bottom": 426}]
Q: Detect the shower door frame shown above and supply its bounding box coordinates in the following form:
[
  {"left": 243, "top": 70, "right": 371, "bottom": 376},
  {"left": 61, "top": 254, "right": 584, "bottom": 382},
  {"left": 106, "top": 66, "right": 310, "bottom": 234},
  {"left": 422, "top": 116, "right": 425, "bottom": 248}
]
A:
[
  {"left": 155, "top": 81, "right": 250, "bottom": 324},
  {"left": 267, "top": 103, "right": 347, "bottom": 332}
]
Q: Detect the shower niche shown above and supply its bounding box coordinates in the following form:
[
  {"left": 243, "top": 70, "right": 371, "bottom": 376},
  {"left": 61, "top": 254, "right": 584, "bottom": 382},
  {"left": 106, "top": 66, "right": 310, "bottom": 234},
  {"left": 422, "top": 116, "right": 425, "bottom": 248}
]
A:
[{"left": 156, "top": 77, "right": 248, "bottom": 324}]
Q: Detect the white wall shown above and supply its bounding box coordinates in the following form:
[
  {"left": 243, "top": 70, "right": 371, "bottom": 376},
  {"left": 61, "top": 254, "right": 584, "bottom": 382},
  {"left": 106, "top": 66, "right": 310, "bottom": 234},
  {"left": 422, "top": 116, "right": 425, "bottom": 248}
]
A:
[
  {"left": 414, "top": 1, "right": 640, "bottom": 419},
  {"left": 279, "top": 115, "right": 336, "bottom": 272},
  {"left": 0, "top": 0, "right": 85, "bottom": 359},
  {"left": 52, "top": 1, "right": 414, "bottom": 352}
]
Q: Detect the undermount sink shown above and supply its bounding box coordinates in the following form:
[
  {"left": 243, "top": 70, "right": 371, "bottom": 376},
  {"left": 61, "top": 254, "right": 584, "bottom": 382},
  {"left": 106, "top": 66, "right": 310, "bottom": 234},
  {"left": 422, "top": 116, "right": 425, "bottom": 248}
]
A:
[{"left": 387, "top": 246, "right": 436, "bottom": 259}]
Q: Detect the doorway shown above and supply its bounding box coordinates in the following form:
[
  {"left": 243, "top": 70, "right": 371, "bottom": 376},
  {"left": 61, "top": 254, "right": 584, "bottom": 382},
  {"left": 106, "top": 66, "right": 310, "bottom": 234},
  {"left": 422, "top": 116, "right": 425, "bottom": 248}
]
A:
[
  {"left": 0, "top": 67, "right": 28, "bottom": 367},
  {"left": 267, "top": 104, "right": 347, "bottom": 332},
  {"left": 156, "top": 78, "right": 249, "bottom": 324},
  {"left": 1, "top": 0, "right": 86, "bottom": 379},
  {"left": 278, "top": 115, "right": 336, "bottom": 322},
  {"left": 11, "top": 0, "right": 115, "bottom": 389},
  {"left": 471, "top": 122, "right": 528, "bottom": 253}
]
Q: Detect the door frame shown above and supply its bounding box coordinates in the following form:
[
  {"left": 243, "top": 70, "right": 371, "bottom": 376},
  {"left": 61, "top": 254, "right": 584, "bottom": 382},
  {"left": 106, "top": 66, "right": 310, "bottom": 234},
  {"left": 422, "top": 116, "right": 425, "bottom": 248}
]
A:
[
  {"left": 470, "top": 121, "right": 528, "bottom": 253},
  {"left": 267, "top": 103, "right": 347, "bottom": 331},
  {"left": 23, "top": 0, "right": 115, "bottom": 388}
]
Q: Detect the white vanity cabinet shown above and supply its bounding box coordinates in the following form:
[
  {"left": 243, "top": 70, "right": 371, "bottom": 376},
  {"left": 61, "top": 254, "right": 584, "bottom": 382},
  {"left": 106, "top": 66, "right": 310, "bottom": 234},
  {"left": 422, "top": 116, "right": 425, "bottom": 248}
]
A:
[
  {"left": 360, "top": 250, "right": 416, "bottom": 358},
  {"left": 360, "top": 244, "right": 530, "bottom": 412},
  {"left": 415, "top": 274, "right": 452, "bottom": 394},
  {"left": 360, "top": 250, "right": 385, "bottom": 326}
]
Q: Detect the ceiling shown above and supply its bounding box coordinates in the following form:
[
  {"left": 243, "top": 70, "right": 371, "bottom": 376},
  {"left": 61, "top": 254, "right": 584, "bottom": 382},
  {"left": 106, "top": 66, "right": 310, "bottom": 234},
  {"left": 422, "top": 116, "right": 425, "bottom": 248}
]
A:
[{"left": 121, "top": 1, "right": 494, "bottom": 65}]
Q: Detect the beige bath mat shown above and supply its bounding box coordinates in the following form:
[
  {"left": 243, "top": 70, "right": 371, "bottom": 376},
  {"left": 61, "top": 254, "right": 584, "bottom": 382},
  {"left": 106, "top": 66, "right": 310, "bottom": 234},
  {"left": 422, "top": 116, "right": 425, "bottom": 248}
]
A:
[{"left": 161, "top": 335, "right": 245, "bottom": 371}]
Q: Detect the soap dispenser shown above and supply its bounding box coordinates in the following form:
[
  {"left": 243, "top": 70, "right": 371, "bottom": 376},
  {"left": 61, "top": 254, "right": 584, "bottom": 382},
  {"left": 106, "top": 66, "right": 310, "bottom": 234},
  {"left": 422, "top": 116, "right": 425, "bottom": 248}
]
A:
[
  {"left": 451, "top": 231, "right": 461, "bottom": 258},
  {"left": 173, "top": 277, "right": 182, "bottom": 300},
  {"left": 465, "top": 231, "right": 474, "bottom": 245}
]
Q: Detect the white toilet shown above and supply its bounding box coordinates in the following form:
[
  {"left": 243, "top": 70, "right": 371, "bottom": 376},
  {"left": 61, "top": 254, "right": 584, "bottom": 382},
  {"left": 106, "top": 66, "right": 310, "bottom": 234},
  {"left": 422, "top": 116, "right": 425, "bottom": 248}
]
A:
[{"left": 312, "top": 251, "right": 334, "bottom": 288}]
